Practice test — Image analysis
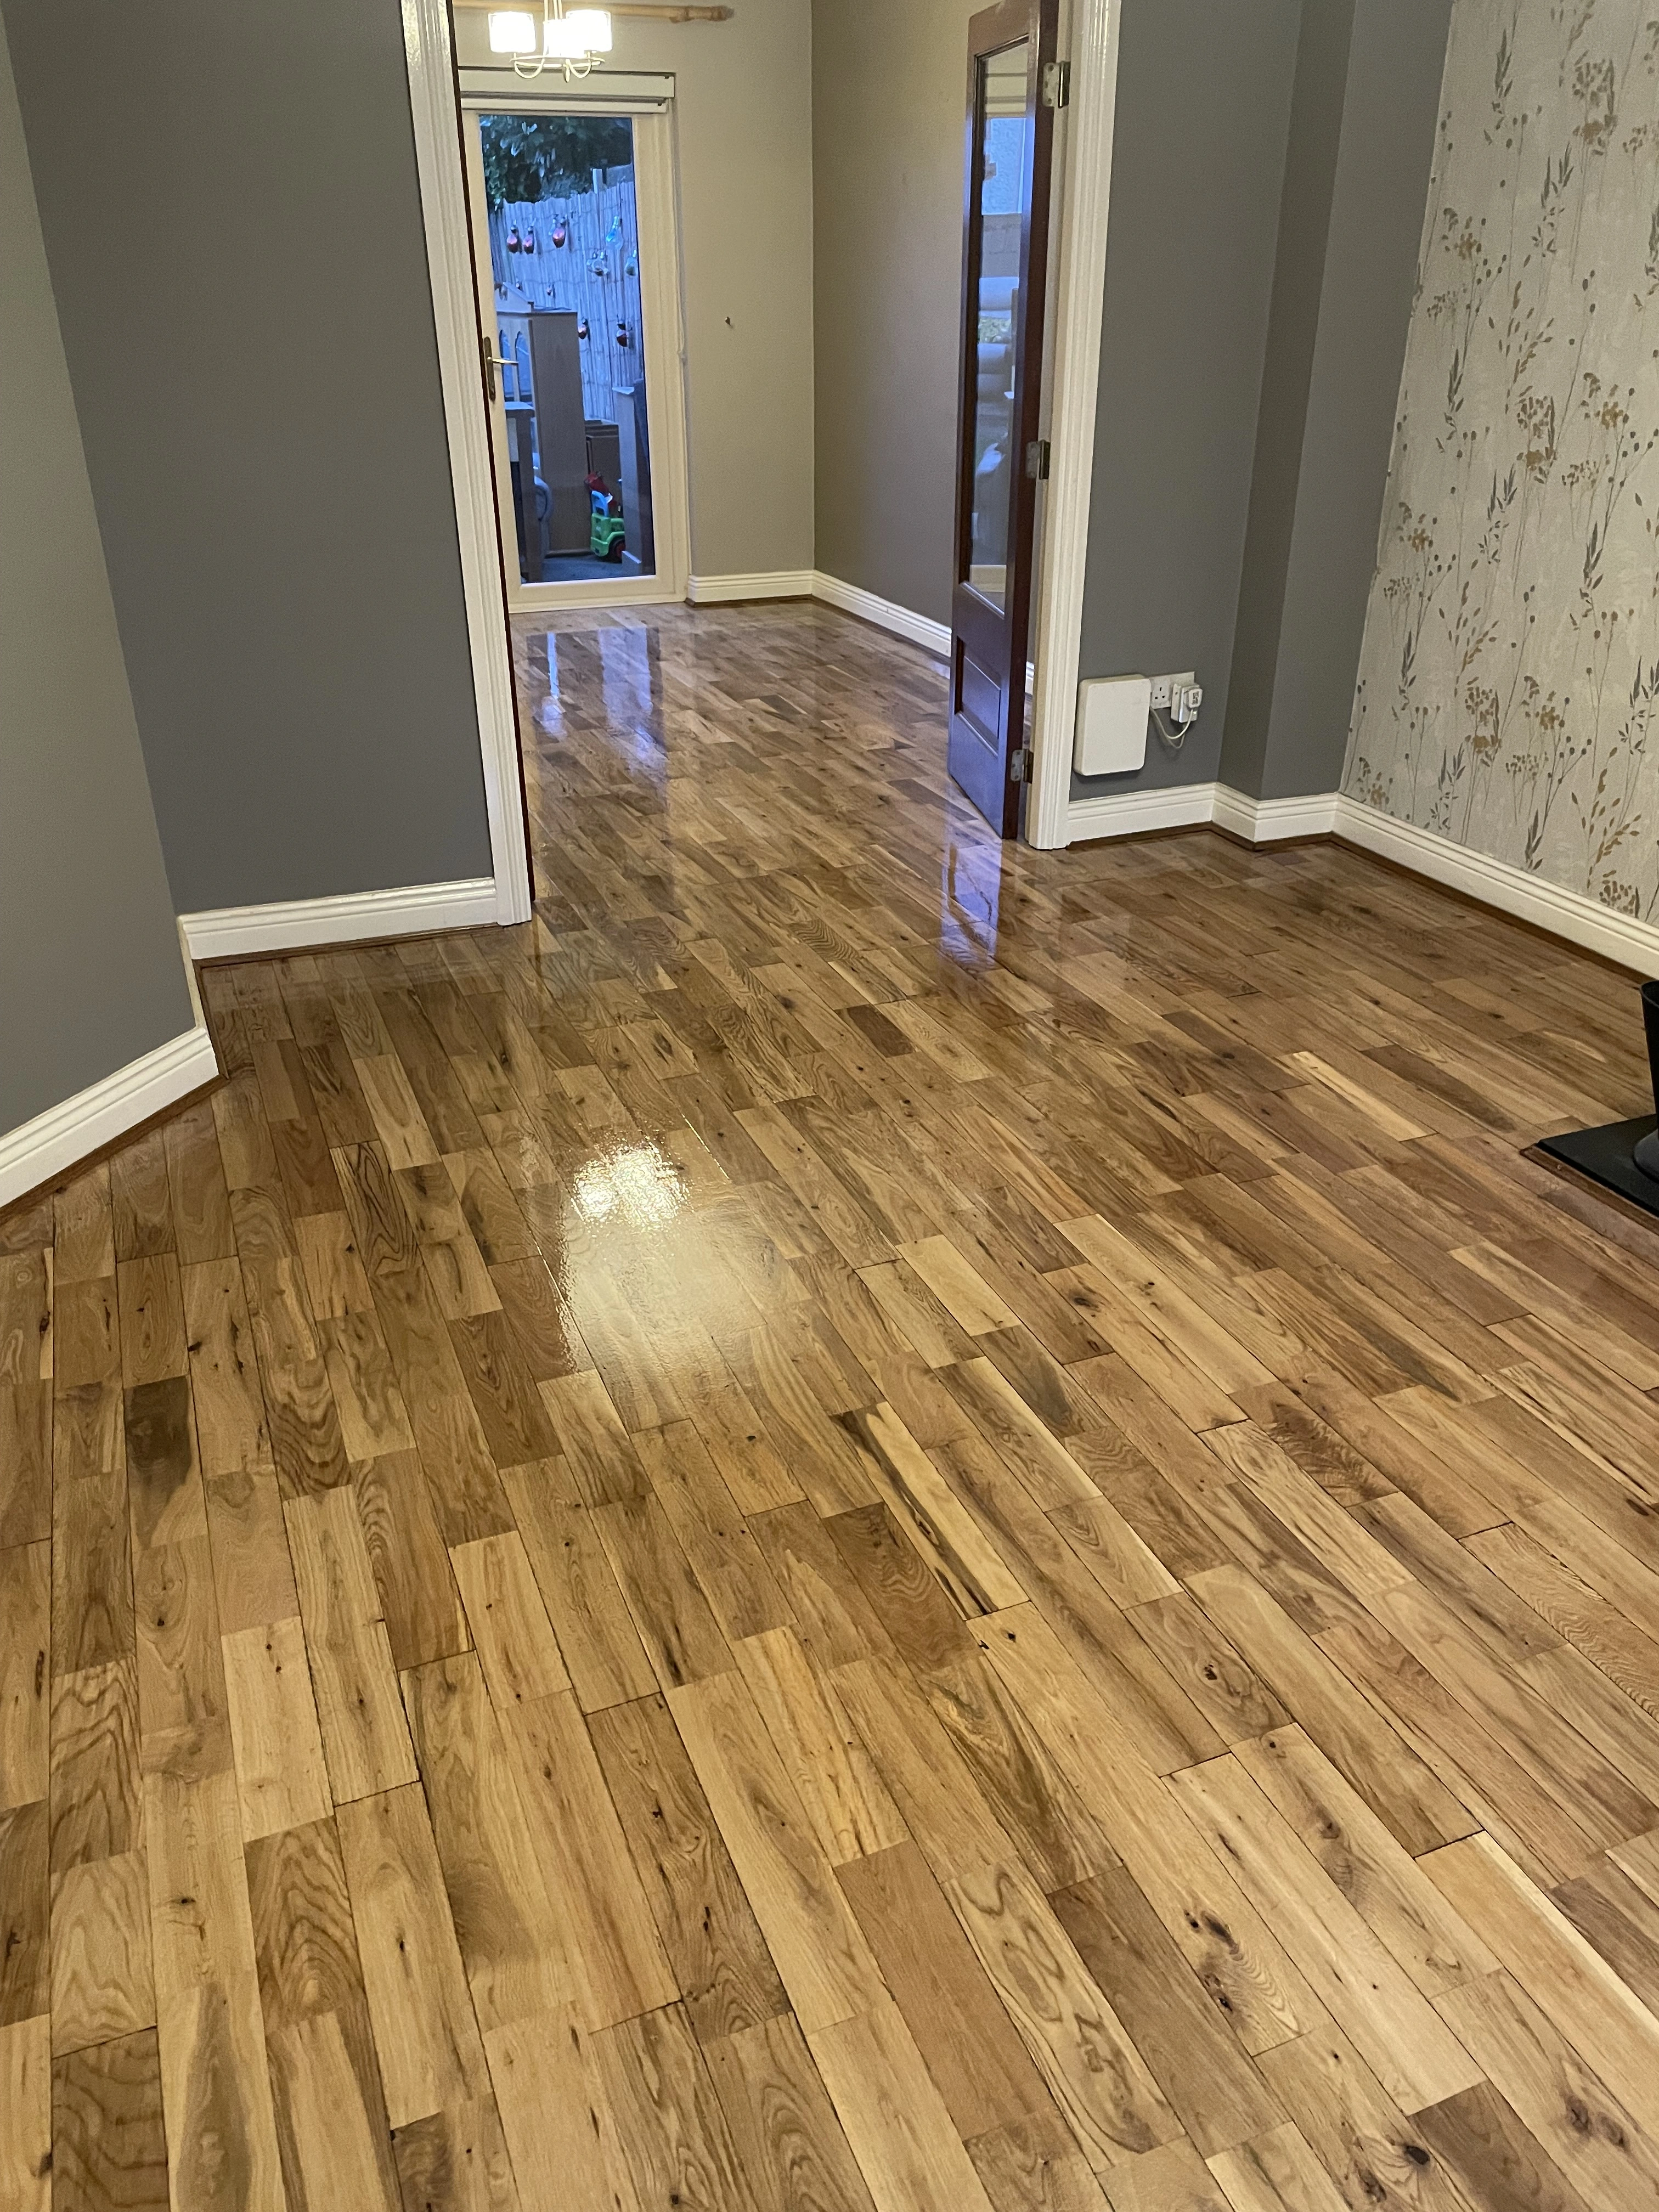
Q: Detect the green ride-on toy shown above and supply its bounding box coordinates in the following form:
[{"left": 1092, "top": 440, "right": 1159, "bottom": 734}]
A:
[{"left": 588, "top": 476, "right": 626, "bottom": 562}]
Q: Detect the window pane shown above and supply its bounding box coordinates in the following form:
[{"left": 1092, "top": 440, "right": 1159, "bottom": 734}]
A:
[{"left": 963, "top": 42, "right": 1029, "bottom": 611}]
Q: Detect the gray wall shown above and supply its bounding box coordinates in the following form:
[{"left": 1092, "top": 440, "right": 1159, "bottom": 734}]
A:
[
  {"left": 1227, "top": 0, "right": 1454, "bottom": 801},
  {"left": 2, "top": 0, "right": 493, "bottom": 916},
  {"left": 1074, "top": 0, "right": 1303, "bottom": 796},
  {"left": 1220, "top": 0, "right": 1357, "bottom": 800},
  {"left": 812, "top": 0, "right": 980, "bottom": 626},
  {"left": 1, "top": 19, "right": 196, "bottom": 1138},
  {"left": 1076, "top": 0, "right": 1453, "bottom": 805}
]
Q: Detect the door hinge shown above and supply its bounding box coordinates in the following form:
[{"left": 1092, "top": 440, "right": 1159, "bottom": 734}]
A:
[
  {"left": 1025, "top": 439, "right": 1051, "bottom": 481},
  {"left": 1011, "top": 746, "right": 1034, "bottom": 782},
  {"left": 1042, "top": 59, "right": 1070, "bottom": 110}
]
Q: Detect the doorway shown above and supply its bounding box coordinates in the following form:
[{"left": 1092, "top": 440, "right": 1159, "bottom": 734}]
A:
[{"left": 460, "top": 89, "right": 690, "bottom": 614}]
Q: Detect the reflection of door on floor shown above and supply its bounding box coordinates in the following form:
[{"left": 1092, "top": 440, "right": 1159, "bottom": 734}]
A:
[{"left": 464, "top": 108, "right": 661, "bottom": 597}]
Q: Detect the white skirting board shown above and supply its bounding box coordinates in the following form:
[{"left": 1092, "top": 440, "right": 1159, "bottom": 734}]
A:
[
  {"left": 808, "top": 573, "right": 951, "bottom": 659},
  {"left": 1333, "top": 796, "right": 1659, "bottom": 974},
  {"left": 687, "top": 571, "right": 1024, "bottom": 679},
  {"left": 1070, "top": 782, "right": 1339, "bottom": 845},
  {"left": 1066, "top": 781, "right": 1222, "bottom": 842},
  {"left": 1065, "top": 780, "right": 1659, "bottom": 972},
  {"left": 684, "top": 569, "right": 953, "bottom": 657},
  {"left": 686, "top": 571, "right": 816, "bottom": 605},
  {"left": 180, "top": 877, "right": 500, "bottom": 962},
  {"left": 0, "top": 1024, "right": 220, "bottom": 1212},
  {"left": 1213, "top": 787, "right": 1340, "bottom": 842}
]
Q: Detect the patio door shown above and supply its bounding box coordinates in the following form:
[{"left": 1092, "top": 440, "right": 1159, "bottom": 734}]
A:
[
  {"left": 946, "top": 0, "right": 1059, "bottom": 836},
  {"left": 460, "top": 88, "right": 690, "bottom": 612}
]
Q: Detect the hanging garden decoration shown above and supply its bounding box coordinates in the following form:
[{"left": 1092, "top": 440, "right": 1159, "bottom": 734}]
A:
[
  {"left": 588, "top": 252, "right": 608, "bottom": 278},
  {"left": 624, "top": 253, "right": 637, "bottom": 276},
  {"left": 616, "top": 319, "right": 632, "bottom": 348},
  {"left": 522, "top": 228, "right": 537, "bottom": 253},
  {"left": 505, "top": 225, "right": 522, "bottom": 252},
  {"left": 606, "top": 215, "right": 623, "bottom": 245},
  {"left": 551, "top": 221, "right": 568, "bottom": 248},
  {"left": 576, "top": 318, "right": 589, "bottom": 339}
]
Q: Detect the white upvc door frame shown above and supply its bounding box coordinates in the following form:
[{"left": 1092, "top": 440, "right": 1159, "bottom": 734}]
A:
[
  {"left": 402, "top": 0, "right": 532, "bottom": 926},
  {"left": 459, "top": 94, "right": 692, "bottom": 617},
  {"left": 1024, "top": 0, "right": 1119, "bottom": 850}
]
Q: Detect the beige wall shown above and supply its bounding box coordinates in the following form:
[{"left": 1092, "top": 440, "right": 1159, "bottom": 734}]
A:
[
  {"left": 455, "top": 4, "right": 815, "bottom": 582},
  {"left": 811, "top": 0, "right": 980, "bottom": 626}
]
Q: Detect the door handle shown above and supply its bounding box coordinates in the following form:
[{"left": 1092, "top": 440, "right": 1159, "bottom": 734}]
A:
[{"left": 482, "top": 336, "right": 505, "bottom": 401}]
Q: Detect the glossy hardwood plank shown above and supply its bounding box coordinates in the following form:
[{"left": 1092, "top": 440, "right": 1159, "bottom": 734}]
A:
[
  {"left": 836, "top": 1838, "right": 1057, "bottom": 2143},
  {"left": 703, "top": 2008, "right": 878, "bottom": 2212},
  {"left": 590, "top": 1689, "right": 789, "bottom": 2045},
  {"left": 144, "top": 1764, "right": 286, "bottom": 2211},
  {"left": 1169, "top": 1755, "right": 1482, "bottom": 2113},
  {"left": 808, "top": 1998, "right": 1000, "bottom": 2212},
  {"left": 245, "top": 1814, "right": 401, "bottom": 2211},
  {"left": 399, "top": 1654, "right": 569, "bottom": 2033},
  {"left": 285, "top": 1487, "right": 417, "bottom": 1801},
  {"left": 336, "top": 1782, "right": 493, "bottom": 2131},
  {"left": 50, "top": 1847, "right": 154, "bottom": 2054},
  {"left": 50, "top": 2025, "right": 171, "bottom": 2212},
  {"left": 669, "top": 1666, "right": 886, "bottom": 2034},
  {"left": 0, "top": 1542, "right": 49, "bottom": 1815}
]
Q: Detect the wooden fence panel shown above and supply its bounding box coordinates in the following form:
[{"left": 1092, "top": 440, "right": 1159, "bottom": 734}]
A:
[{"left": 486, "top": 172, "right": 644, "bottom": 428}]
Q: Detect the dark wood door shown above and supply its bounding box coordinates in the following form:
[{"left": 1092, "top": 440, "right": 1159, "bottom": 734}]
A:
[{"left": 946, "top": 0, "right": 1059, "bottom": 838}]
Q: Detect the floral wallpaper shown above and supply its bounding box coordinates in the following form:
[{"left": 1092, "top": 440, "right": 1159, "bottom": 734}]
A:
[{"left": 1344, "top": 0, "right": 1659, "bottom": 918}]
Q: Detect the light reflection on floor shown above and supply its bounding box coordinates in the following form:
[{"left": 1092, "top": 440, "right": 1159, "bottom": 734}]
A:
[
  {"left": 571, "top": 1140, "right": 686, "bottom": 1230},
  {"left": 505, "top": 597, "right": 1024, "bottom": 1335}
]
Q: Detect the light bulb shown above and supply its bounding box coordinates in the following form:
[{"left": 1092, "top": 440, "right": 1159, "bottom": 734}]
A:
[
  {"left": 565, "top": 9, "right": 613, "bottom": 50},
  {"left": 488, "top": 9, "right": 538, "bottom": 52},
  {"left": 540, "top": 15, "right": 592, "bottom": 54}
]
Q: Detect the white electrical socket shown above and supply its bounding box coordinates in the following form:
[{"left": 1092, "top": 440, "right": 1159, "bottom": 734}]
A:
[{"left": 1149, "top": 671, "right": 1195, "bottom": 712}]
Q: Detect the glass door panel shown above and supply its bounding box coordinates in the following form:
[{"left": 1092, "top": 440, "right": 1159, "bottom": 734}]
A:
[
  {"left": 963, "top": 40, "right": 1030, "bottom": 613},
  {"left": 474, "top": 111, "right": 655, "bottom": 586}
]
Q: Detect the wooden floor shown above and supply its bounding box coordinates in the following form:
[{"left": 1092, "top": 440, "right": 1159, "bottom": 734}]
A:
[{"left": 8, "top": 601, "right": 1659, "bottom": 2212}]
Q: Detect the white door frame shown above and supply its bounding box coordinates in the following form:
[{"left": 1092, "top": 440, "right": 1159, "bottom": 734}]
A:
[
  {"left": 402, "top": 0, "right": 532, "bottom": 926},
  {"left": 1024, "top": 0, "right": 1119, "bottom": 850},
  {"left": 402, "top": 0, "right": 1115, "bottom": 904},
  {"left": 460, "top": 96, "right": 692, "bottom": 616}
]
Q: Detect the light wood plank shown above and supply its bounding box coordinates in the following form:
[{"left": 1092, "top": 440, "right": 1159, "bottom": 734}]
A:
[
  {"left": 222, "top": 1616, "right": 332, "bottom": 1840},
  {"left": 808, "top": 1999, "right": 1000, "bottom": 2212},
  {"left": 1170, "top": 1756, "right": 1482, "bottom": 2113},
  {"left": 285, "top": 1488, "right": 417, "bottom": 1801},
  {"left": 669, "top": 1667, "right": 887, "bottom": 2033}
]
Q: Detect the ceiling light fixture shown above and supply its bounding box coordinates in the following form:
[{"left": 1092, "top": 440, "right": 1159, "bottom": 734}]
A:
[{"left": 487, "top": 1, "right": 612, "bottom": 76}]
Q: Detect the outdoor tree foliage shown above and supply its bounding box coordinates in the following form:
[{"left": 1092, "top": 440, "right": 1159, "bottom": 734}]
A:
[{"left": 480, "top": 114, "right": 633, "bottom": 207}]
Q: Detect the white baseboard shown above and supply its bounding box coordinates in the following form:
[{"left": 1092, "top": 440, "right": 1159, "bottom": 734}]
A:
[
  {"left": 687, "top": 571, "right": 815, "bottom": 604},
  {"left": 690, "top": 573, "right": 1024, "bottom": 685},
  {"left": 0, "top": 1024, "right": 219, "bottom": 1212},
  {"left": 1066, "top": 781, "right": 1220, "bottom": 842},
  {"left": 180, "top": 877, "right": 499, "bottom": 962},
  {"left": 1333, "top": 797, "right": 1659, "bottom": 974},
  {"left": 1213, "top": 785, "right": 1340, "bottom": 842},
  {"left": 809, "top": 572, "right": 952, "bottom": 660},
  {"left": 1062, "top": 775, "right": 1658, "bottom": 971}
]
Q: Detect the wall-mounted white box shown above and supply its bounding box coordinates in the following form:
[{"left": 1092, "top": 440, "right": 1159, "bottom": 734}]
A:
[{"left": 1074, "top": 674, "right": 1150, "bottom": 776}]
